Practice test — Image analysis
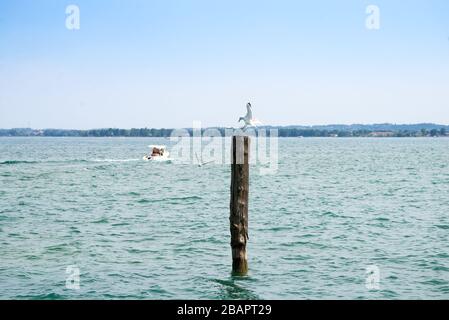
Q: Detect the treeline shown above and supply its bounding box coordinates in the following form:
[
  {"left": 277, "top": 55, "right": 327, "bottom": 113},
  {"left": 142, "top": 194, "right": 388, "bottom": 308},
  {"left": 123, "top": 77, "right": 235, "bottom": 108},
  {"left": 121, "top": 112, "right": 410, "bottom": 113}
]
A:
[
  {"left": 277, "top": 128, "right": 447, "bottom": 137},
  {"left": 0, "top": 125, "right": 448, "bottom": 137},
  {"left": 42, "top": 128, "right": 174, "bottom": 137},
  {"left": 0, "top": 128, "right": 173, "bottom": 137}
]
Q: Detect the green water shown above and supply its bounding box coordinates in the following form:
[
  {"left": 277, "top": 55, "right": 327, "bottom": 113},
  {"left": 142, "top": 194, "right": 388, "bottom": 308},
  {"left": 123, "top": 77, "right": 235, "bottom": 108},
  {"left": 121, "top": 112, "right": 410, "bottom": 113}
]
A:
[{"left": 1, "top": 137, "right": 448, "bottom": 299}]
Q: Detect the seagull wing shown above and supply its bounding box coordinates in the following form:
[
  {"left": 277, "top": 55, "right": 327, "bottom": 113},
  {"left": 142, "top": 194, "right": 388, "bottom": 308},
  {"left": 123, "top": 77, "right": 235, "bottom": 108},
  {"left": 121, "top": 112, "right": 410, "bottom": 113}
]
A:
[{"left": 246, "top": 104, "right": 253, "bottom": 120}]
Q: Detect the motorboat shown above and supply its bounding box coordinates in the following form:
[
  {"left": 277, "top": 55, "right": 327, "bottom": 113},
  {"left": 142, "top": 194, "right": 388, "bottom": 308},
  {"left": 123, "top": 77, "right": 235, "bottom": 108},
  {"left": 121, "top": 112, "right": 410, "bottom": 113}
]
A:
[{"left": 143, "top": 145, "right": 170, "bottom": 161}]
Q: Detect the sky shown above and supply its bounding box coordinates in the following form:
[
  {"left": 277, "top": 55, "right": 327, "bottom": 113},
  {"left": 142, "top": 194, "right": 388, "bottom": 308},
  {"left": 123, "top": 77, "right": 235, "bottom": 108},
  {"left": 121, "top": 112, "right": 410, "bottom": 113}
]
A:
[{"left": 0, "top": 0, "right": 448, "bottom": 129}]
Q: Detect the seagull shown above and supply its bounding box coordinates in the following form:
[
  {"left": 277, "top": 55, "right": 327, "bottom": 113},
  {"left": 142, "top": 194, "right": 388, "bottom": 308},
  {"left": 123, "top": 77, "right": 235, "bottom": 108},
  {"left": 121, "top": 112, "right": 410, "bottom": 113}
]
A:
[{"left": 238, "top": 102, "right": 262, "bottom": 131}]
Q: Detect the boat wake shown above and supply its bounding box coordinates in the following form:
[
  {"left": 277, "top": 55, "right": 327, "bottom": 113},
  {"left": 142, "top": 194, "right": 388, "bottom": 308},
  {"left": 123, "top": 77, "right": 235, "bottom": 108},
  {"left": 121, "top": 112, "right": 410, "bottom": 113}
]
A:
[
  {"left": 142, "top": 158, "right": 174, "bottom": 163},
  {"left": 92, "top": 158, "right": 141, "bottom": 163},
  {"left": 1, "top": 158, "right": 142, "bottom": 166}
]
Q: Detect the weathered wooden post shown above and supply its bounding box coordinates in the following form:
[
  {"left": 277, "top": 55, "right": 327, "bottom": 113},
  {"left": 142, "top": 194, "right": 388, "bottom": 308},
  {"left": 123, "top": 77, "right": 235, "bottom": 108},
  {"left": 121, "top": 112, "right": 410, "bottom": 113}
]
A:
[{"left": 230, "top": 135, "right": 250, "bottom": 275}]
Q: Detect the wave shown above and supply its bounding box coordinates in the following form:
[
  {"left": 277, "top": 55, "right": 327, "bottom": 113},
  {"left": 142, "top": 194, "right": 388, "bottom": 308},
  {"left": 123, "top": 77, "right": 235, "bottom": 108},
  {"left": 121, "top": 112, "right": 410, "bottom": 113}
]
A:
[
  {"left": 136, "top": 195, "right": 202, "bottom": 204},
  {"left": 170, "top": 195, "right": 202, "bottom": 201},
  {"left": 0, "top": 160, "right": 40, "bottom": 165}
]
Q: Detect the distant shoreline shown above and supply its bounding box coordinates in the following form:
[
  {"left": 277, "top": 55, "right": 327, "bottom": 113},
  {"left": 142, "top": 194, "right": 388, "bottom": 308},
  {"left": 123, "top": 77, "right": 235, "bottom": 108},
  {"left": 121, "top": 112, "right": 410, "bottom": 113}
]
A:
[{"left": 1, "top": 124, "right": 448, "bottom": 138}]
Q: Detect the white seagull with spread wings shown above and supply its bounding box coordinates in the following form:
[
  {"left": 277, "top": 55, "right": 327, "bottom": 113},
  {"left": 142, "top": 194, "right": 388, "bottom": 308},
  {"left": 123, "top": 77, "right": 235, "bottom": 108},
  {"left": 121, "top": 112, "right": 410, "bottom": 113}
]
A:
[{"left": 238, "top": 102, "right": 262, "bottom": 131}]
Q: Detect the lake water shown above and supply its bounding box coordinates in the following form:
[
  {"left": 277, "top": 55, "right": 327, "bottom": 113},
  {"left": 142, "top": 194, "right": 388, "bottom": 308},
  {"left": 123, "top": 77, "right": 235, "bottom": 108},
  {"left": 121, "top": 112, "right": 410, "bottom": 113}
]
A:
[{"left": 1, "top": 137, "right": 449, "bottom": 299}]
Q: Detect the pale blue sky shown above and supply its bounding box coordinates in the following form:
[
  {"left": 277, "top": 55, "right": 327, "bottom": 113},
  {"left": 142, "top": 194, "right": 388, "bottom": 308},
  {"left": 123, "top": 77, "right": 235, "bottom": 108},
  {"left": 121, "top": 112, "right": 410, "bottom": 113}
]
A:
[{"left": 0, "top": 0, "right": 448, "bottom": 129}]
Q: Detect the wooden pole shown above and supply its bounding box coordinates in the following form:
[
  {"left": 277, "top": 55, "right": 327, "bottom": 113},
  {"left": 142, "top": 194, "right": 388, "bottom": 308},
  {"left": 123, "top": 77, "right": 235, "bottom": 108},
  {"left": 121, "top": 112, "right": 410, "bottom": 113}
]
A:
[{"left": 230, "top": 135, "right": 250, "bottom": 275}]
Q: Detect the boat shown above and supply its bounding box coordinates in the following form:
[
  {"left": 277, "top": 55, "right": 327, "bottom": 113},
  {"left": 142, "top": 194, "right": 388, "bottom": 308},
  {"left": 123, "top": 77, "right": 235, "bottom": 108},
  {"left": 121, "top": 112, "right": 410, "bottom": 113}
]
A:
[{"left": 143, "top": 145, "right": 170, "bottom": 161}]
